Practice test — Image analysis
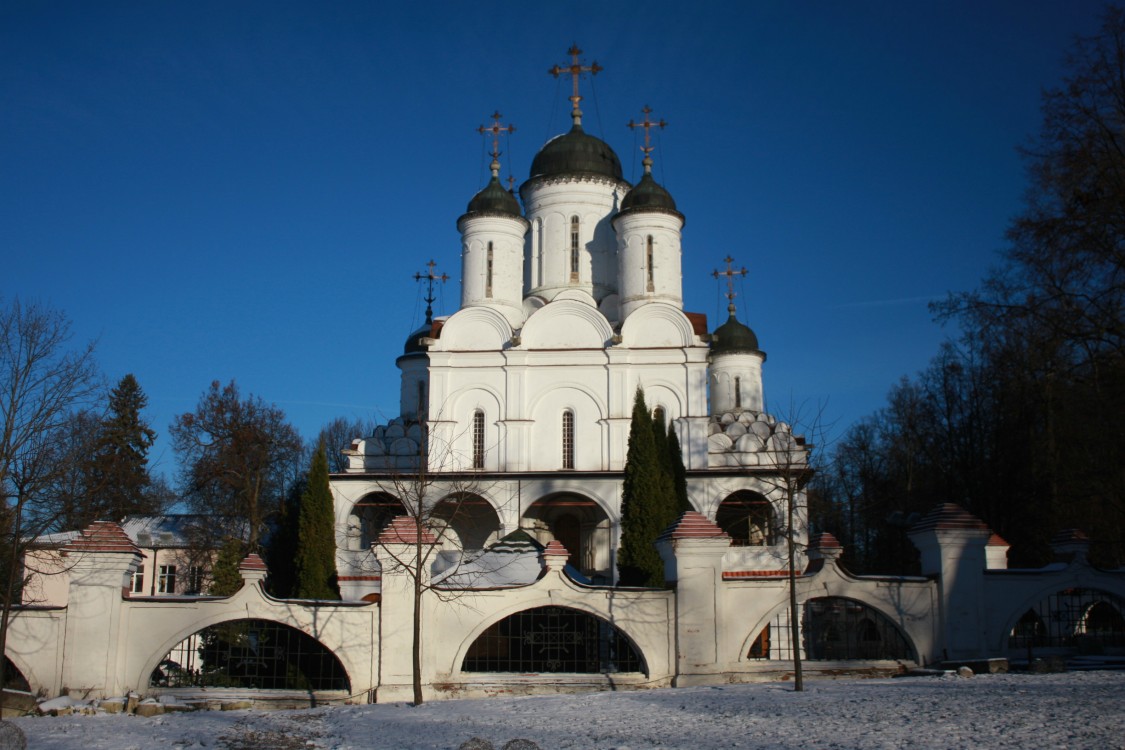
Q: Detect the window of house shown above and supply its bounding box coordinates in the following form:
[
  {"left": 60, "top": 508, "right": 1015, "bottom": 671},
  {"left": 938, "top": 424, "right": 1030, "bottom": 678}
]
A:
[
  {"left": 486, "top": 242, "right": 494, "bottom": 297},
  {"left": 472, "top": 410, "right": 485, "bottom": 469},
  {"left": 646, "top": 236, "right": 655, "bottom": 291},
  {"left": 562, "top": 410, "right": 575, "bottom": 469},
  {"left": 130, "top": 570, "right": 144, "bottom": 594},
  {"left": 735, "top": 376, "right": 742, "bottom": 409},
  {"left": 653, "top": 406, "right": 665, "bottom": 426},
  {"left": 569, "top": 216, "right": 580, "bottom": 280},
  {"left": 158, "top": 565, "right": 177, "bottom": 594},
  {"left": 185, "top": 565, "right": 205, "bottom": 595}
]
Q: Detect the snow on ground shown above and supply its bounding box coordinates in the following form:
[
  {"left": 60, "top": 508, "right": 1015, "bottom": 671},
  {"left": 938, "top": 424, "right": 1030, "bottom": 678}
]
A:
[{"left": 12, "top": 671, "right": 1125, "bottom": 750}]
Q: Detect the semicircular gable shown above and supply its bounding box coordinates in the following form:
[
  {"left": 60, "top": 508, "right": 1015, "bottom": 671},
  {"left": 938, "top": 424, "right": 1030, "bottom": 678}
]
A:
[
  {"left": 521, "top": 299, "right": 613, "bottom": 349},
  {"left": 620, "top": 303, "right": 697, "bottom": 348},
  {"left": 435, "top": 307, "right": 513, "bottom": 351}
]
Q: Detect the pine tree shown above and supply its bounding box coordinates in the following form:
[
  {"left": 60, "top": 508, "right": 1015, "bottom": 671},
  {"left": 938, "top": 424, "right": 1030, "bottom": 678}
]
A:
[
  {"left": 83, "top": 374, "right": 160, "bottom": 525},
  {"left": 294, "top": 443, "right": 339, "bottom": 599},
  {"left": 617, "top": 388, "right": 676, "bottom": 587},
  {"left": 208, "top": 537, "right": 245, "bottom": 596}
]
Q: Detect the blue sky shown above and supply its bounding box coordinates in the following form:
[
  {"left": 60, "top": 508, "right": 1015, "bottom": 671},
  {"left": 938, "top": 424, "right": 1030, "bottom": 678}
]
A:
[{"left": 1, "top": 1, "right": 1108, "bottom": 477}]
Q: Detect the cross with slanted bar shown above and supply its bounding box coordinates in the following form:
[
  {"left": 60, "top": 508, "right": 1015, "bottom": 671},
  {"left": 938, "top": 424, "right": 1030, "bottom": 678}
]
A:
[
  {"left": 549, "top": 44, "right": 602, "bottom": 122},
  {"left": 712, "top": 256, "right": 748, "bottom": 311},
  {"left": 627, "top": 105, "right": 667, "bottom": 174},
  {"left": 478, "top": 111, "right": 515, "bottom": 165},
  {"left": 414, "top": 260, "right": 449, "bottom": 324}
]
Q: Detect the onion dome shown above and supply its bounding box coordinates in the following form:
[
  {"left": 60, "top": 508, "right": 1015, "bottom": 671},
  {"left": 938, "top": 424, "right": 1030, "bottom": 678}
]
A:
[
  {"left": 528, "top": 123, "right": 624, "bottom": 182},
  {"left": 402, "top": 322, "right": 431, "bottom": 356},
  {"left": 619, "top": 170, "right": 679, "bottom": 215},
  {"left": 465, "top": 175, "right": 521, "bottom": 217},
  {"left": 711, "top": 305, "right": 762, "bottom": 354}
]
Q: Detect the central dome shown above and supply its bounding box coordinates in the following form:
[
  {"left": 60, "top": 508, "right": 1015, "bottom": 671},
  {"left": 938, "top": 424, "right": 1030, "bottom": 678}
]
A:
[{"left": 528, "top": 124, "right": 624, "bottom": 182}]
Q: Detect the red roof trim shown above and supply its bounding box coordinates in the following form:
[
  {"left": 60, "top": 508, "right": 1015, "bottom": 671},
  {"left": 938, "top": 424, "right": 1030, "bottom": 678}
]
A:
[
  {"left": 63, "top": 521, "right": 141, "bottom": 555},
  {"left": 910, "top": 503, "right": 991, "bottom": 533},
  {"left": 239, "top": 553, "right": 268, "bottom": 571},
  {"left": 377, "top": 516, "right": 438, "bottom": 545},
  {"left": 543, "top": 540, "right": 569, "bottom": 556},
  {"left": 658, "top": 511, "right": 730, "bottom": 542},
  {"left": 723, "top": 570, "right": 791, "bottom": 579}
]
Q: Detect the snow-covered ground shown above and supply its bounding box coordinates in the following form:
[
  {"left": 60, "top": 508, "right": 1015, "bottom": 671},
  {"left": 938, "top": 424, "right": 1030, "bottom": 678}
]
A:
[{"left": 12, "top": 671, "right": 1125, "bottom": 750}]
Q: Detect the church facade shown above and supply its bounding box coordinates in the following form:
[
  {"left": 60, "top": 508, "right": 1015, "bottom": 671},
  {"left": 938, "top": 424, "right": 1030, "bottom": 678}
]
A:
[{"left": 332, "top": 61, "right": 794, "bottom": 597}]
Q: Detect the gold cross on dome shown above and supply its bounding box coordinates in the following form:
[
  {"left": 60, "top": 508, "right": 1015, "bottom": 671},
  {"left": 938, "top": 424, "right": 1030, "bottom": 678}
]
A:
[
  {"left": 549, "top": 44, "right": 602, "bottom": 124},
  {"left": 627, "top": 105, "right": 667, "bottom": 173},
  {"left": 712, "top": 255, "right": 748, "bottom": 313},
  {"left": 478, "top": 111, "right": 515, "bottom": 162},
  {"left": 413, "top": 260, "right": 449, "bottom": 325}
]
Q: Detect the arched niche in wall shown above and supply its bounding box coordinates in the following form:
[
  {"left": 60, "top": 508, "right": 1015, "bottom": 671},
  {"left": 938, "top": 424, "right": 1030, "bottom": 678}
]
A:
[
  {"left": 520, "top": 296, "right": 613, "bottom": 349},
  {"left": 619, "top": 302, "right": 696, "bottom": 348}
]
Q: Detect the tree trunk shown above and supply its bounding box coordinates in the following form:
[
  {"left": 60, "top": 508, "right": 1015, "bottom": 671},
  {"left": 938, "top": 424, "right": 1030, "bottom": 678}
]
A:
[{"left": 787, "top": 480, "right": 804, "bottom": 691}]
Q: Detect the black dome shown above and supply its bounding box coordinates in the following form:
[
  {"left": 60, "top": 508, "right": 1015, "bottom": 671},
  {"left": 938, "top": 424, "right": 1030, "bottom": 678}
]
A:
[
  {"left": 465, "top": 176, "right": 522, "bottom": 217},
  {"left": 619, "top": 171, "right": 679, "bottom": 215},
  {"left": 402, "top": 323, "right": 431, "bottom": 356},
  {"left": 528, "top": 124, "right": 624, "bottom": 182},
  {"left": 711, "top": 311, "right": 762, "bottom": 355}
]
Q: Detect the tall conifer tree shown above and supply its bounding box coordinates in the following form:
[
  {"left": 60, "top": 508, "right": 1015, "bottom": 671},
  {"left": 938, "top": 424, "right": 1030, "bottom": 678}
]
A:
[
  {"left": 83, "top": 374, "right": 160, "bottom": 525},
  {"left": 617, "top": 388, "right": 675, "bottom": 586},
  {"left": 667, "top": 424, "right": 691, "bottom": 513},
  {"left": 294, "top": 443, "right": 339, "bottom": 599}
]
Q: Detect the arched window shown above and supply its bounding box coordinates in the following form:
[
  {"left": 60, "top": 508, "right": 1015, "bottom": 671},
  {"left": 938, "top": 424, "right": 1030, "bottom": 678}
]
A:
[
  {"left": 462, "top": 606, "right": 644, "bottom": 674},
  {"left": 646, "top": 235, "right": 655, "bottom": 291},
  {"left": 652, "top": 406, "right": 665, "bottom": 426},
  {"left": 472, "top": 410, "right": 485, "bottom": 469},
  {"left": 569, "top": 215, "right": 580, "bottom": 280},
  {"left": 151, "top": 619, "right": 350, "bottom": 691},
  {"left": 734, "top": 376, "right": 742, "bottom": 409},
  {"left": 562, "top": 409, "right": 575, "bottom": 469},
  {"left": 417, "top": 380, "right": 427, "bottom": 419},
  {"left": 486, "top": 242, "right": 494, "bottom": 297}
]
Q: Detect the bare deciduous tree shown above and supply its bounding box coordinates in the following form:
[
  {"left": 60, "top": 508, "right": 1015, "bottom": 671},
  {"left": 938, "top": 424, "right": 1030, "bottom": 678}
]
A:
[{"left": 0, "top": 298, "right": 100, "bottom": 691}]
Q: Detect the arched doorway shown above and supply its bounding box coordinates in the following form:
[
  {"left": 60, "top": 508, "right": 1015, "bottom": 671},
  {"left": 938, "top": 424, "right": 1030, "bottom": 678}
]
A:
[
  {"left": 430, "top": 493, "right": 502, "bottom": 574},
  {"left": 1008, "top": 588, "right": 1125, "bottom": 655},
  {"left": 522, "top": 494, "right": 611, "bottom": 582},
  {"left": 462, "top": 606, "right": 645, "bottom": 674},
  {"left": 716, "top": 490, "right": 774, "bottom": 546},
  {"left": 349, "top": 492, "right": 407, "bottom": 549},
  {"left": 150, "top": 619, "right": 350, "bottom": 691}
]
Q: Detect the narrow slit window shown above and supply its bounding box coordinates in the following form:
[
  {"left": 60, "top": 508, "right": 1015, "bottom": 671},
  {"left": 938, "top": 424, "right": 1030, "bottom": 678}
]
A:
[
  {"left": 486, "top": 242, "right": 494, "bottom": 298},
  {"left": 570, "top": 216, "right": 580, "bottom": 280},
  {"left": 472, "top": 410, "right": 485, "bottom": 469},
  {"left": 562, "top": 410, "right": 575, "bottom": 469},
  {"left": 735, "top": 376, "right": 742, "bottom": 409},
  {"left": 646, "top": 236, "right": 655, "bottom": 292}
]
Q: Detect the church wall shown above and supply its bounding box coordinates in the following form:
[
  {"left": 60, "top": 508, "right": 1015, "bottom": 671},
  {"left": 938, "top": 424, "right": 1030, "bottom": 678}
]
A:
[{"left": 521, "top": 178, "right": 628, "bottom": 303}]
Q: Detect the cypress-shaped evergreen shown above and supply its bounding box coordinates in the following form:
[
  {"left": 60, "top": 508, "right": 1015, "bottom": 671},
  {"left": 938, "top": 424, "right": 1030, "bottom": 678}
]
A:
[
  {"left": 617, "top": 388, "right": 676, "bottom": 586},
  {"left": 294, "top": 443, "right": 339, "bottom": 600},
  {"left": 667, "top": 424, "right": 691, "bottom": 513}
]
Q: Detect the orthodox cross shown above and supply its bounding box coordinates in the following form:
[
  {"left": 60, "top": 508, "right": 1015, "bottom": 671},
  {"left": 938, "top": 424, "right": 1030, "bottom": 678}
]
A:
[
  {"left": 478, "top": 111, "right": 515, "bottom": 177},
  {"left": 549, "top": 44, "right": 602, "bottom": 124},
  {"left": 413, "top": 260, "right": 449, "bottom": 325},
  {"left": 712, "top": 255, "right": 748, "bottom": 315},
  {"left": 627, "top": 105, "right": 667, "bottom": 174}
]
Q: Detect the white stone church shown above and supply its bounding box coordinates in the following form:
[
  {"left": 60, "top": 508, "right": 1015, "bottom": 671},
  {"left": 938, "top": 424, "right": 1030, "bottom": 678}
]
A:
[
  {"left": 7, "top": 49, "right": 1124, "bottom": 706},
  {"left": 332, "top": 60, "right": 792, "bottom": 595}
]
